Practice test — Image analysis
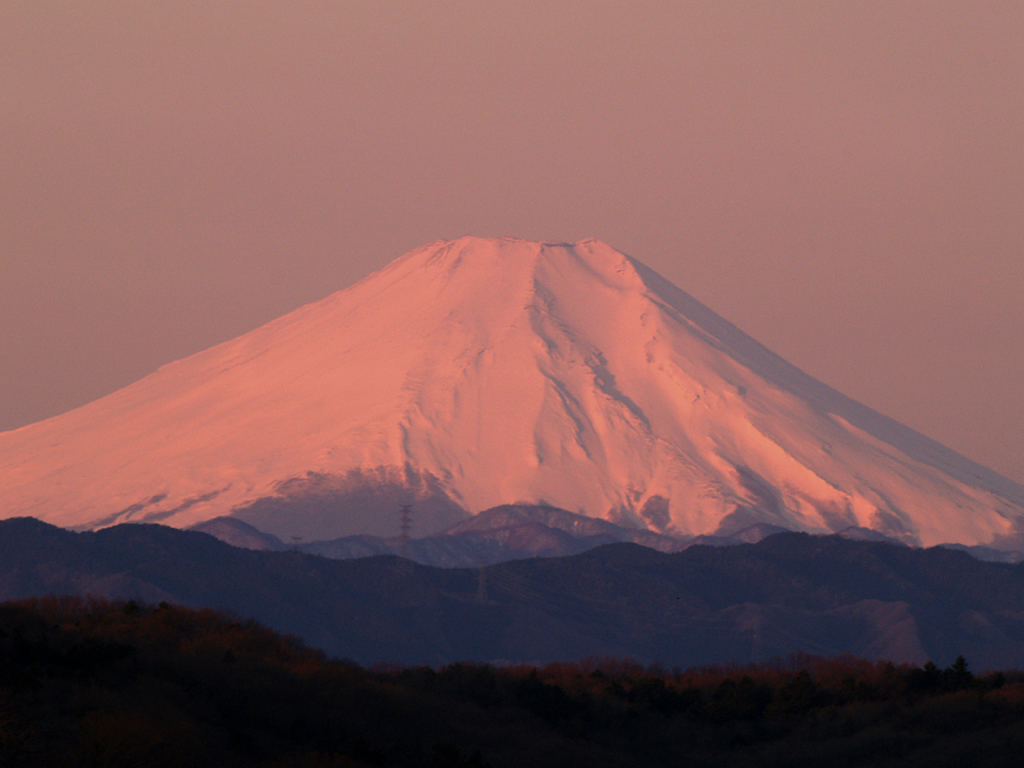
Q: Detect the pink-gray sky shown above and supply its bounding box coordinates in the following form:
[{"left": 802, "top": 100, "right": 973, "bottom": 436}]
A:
[{"left": 2, "top": 2, "right": 1022, "bottom": 483}]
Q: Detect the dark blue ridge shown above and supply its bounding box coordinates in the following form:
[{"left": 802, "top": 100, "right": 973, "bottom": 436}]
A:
[{"left": 2, "top": 517, "right": 1023, "bottom": 670}]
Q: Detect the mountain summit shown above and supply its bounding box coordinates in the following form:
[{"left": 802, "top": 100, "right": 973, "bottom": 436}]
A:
[{"left": 2, "top": 237, "right": 1022, "bottom": 546}]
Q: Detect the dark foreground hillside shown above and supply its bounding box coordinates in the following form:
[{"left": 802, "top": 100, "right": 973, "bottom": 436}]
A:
[{"left": 3, "top": 597, "right": 1024, "bottom": 768}]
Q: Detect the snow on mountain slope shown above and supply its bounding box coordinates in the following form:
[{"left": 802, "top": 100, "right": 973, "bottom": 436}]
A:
[{"left": 2, "top": 236, "right": 1022, "bottom": 546}]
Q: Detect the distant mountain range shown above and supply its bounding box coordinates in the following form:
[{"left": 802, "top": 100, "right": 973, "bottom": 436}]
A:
[
  {"left": 3, "top": 237, "right": 1023, "bottom": 549},
  {"left": 187, "top": 504, "right": 722, "bottom": 567},
  {"left": 5, "top": 516, "right": 1024, "bottom": 671},
  {"left": 188, "top": 503, "right": 1022, "bottom": 567}
]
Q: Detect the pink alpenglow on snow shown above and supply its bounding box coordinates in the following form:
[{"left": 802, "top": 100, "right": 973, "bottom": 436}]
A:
[{"left": 1, "top": 237, "right": 1022, "bottom": 547}]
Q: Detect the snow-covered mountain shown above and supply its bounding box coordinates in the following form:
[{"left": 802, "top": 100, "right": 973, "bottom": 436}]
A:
[{"left": 2, "top": 237, "right": 1023, "bottom": 547}]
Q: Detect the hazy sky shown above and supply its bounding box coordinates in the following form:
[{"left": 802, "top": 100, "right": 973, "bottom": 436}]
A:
[{"left": 2, "top": 2, "right": 1022, "bottom": 483}]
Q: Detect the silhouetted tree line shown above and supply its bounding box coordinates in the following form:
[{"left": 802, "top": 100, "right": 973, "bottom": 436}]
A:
[{"left": 3, "top": 596, "right": 1024, "bottom": 767}]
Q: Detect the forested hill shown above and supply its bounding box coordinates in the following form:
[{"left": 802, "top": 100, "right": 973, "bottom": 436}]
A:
[
  {"left": 4, "top": 517, "right": 1024, "bottom": 669},
  {"left": 3, "top": 597, "right": 1024, "bottom": 767}
]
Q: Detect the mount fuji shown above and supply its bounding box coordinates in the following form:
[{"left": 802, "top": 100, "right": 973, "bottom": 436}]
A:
[{"left": 2, "top": 237, "right": 1023, "bottom": 548}]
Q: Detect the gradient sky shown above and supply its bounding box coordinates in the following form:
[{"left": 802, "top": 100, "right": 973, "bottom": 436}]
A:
[{"left": 2, "top": 2, "right": 1022, "bottom": 483}]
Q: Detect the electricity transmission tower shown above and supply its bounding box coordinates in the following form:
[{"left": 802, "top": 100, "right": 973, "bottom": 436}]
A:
[{"left": 398, "top": 504, "right": 413, "bottom": 559}]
